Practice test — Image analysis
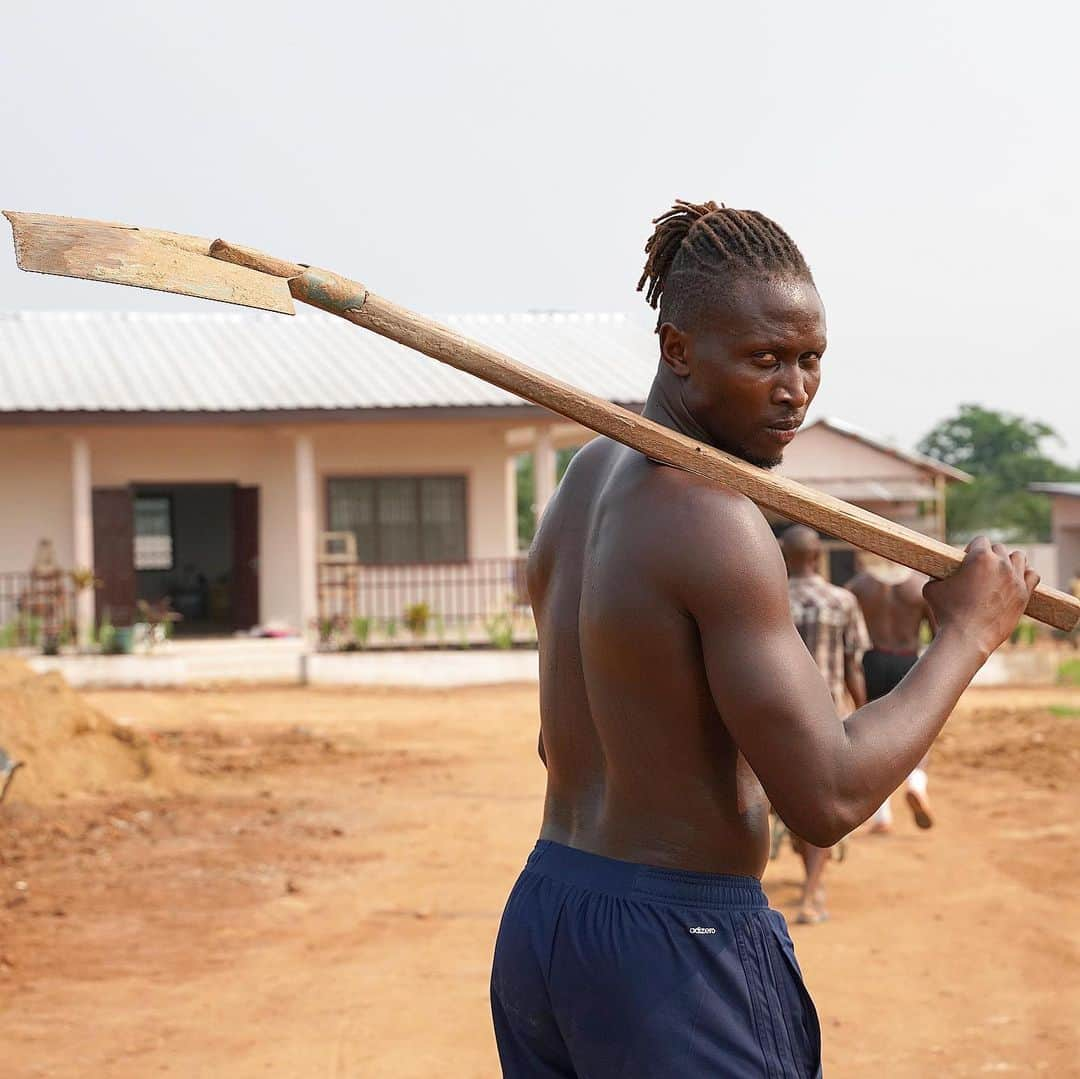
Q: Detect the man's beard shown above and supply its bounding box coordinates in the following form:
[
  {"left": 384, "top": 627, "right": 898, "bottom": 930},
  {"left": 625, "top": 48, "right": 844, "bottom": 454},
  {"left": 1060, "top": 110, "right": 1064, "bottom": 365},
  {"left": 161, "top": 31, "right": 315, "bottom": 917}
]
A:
[
  {"left": 737, "top": 448, "right": 783, "bottom": 469},
  {"left": 714, "top": 431, "right": 783, "bottom": 470}
]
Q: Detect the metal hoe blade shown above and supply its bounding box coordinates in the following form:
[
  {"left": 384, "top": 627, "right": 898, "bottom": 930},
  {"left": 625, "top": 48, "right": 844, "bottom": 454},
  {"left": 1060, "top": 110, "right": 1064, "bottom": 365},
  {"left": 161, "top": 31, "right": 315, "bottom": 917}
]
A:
[
  {"left": 3, "top": 212, "right": 296, "bottom": 315},
  {"left": 0, "top": 746, "right": 22, "bottom": 804}
]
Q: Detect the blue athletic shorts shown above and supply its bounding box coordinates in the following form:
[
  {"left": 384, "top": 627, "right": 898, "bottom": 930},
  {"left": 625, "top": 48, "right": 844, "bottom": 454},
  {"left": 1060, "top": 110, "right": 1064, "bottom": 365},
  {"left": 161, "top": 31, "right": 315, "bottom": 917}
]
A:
[{"left": 491, "top": 840, "right": 821, "bottom": 1078}]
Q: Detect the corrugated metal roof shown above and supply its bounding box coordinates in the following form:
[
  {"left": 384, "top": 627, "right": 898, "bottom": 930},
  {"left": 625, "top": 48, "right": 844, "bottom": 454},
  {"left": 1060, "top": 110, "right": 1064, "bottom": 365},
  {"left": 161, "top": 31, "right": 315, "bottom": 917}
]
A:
[
  {"left": 0, "top": 310, "right": 656, "bottom": 414},
  {"left": 1029, "top": 482, "right": 1080, "bottom": 498}
]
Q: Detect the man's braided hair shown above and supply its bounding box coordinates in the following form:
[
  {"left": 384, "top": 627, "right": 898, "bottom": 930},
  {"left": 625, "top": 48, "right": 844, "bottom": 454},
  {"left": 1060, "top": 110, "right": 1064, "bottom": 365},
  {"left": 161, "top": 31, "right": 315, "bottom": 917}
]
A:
[{"left": 637, "top": 200, "right": 812, "bottom": 332}]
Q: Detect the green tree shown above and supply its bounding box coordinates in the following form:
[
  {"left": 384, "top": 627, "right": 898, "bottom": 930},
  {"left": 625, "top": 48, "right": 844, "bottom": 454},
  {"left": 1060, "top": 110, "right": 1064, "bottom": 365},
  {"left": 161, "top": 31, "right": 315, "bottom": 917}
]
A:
[
  {"left": 917, "top": 405, "right": 1079, "bottom": 543},
  {"left": 516, "top": 455, "right": 534, "bottom": 549}
]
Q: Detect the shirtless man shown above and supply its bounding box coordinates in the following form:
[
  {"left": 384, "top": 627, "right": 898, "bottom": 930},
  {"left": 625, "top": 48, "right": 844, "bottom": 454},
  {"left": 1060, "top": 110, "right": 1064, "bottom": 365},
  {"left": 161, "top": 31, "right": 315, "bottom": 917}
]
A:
[
  {"left": 847, "top": 559, "right": 935, "bottom": 830},
  {"left": 489, "top": 200, "right": 1037, "bottom": 1078}
]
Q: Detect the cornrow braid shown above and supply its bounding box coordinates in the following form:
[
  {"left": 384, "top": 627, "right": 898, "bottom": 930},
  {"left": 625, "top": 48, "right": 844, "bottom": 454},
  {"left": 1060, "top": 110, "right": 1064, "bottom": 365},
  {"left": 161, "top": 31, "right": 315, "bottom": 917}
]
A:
[{"left": 637, "top": 199, "right": 812, "bottom": 331}]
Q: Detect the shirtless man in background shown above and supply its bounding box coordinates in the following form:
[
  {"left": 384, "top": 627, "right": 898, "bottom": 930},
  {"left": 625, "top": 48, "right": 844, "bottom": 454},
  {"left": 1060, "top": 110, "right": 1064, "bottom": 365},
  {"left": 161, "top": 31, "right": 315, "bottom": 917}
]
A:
[
  {"left": 847, "top": 559, "right": 935, "bottom": 830},
  {"left": 489, "top": 200, "right": 1037, "bottom": 1078}
]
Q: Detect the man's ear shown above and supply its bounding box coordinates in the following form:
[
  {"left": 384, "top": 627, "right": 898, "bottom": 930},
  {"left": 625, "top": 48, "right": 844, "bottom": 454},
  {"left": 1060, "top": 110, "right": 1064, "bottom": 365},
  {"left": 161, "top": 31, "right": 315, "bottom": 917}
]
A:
[{"left": 658, "top": 323, "right": 692, "bottom": 377}]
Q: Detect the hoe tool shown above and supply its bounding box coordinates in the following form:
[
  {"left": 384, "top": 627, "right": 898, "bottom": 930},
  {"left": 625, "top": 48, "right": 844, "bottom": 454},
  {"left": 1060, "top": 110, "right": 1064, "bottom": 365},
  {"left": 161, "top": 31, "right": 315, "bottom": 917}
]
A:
[{"left": 6, "top": 211, "right": 1078, "bottom": 633}]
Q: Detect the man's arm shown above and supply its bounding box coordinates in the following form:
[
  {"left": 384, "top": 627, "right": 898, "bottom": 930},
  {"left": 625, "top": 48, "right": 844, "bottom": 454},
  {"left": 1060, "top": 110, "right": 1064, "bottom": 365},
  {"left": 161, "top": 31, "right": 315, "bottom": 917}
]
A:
[
  {"left": 843, "top": 596, "right": 870, "bottom": 709},
  {"left": 843, "top": 654, "right": 867, "bottom": 710},
  {"left": 920, "top": 578, "right": 936, "bottom": 640},
  {"left": 670, "top": 489, "right": 1035, "bottom": 847}
]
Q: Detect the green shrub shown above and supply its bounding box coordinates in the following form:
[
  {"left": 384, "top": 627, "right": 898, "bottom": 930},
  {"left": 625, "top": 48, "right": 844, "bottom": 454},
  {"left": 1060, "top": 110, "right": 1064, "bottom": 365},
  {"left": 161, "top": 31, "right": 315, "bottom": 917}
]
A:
[
  {"left": 484, "top": 612, "right": 514, "bottom": 650},
  {"left": 351, "top": 616, "right": 371, "bottom": 649},
  {"left": 404, "top": 603, "right": 431, "bottom": 640},
  {"left": 1057, "top": 658, "right": 1080, "bottom": 686}
]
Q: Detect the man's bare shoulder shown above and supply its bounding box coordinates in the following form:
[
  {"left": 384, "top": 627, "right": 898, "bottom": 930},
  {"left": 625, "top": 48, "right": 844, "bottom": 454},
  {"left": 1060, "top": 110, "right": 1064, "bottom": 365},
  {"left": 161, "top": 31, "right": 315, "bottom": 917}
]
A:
[
  {"left": 543, "top": 447, "right": 786, "bottom": 605},
  {"left": 642, "top": 463, "right": 765, "bottom": 533},
  {"left": 556, "top": 436, "right": 619, "bottom": 488},
  {"left": 845, "top": 571, "right": 878, "bottom": 595},
  {"left": 644, "top": 466, "right": 788, "bottom": 605},
  {"left": 535, "top": 438, "right": 617, "bottom": 527},
  {"left": 896, "top": 571, "right": 930, "bottom": 606},
  {"left": 559, "top": 442, "right": 757, "bottom": 525}
]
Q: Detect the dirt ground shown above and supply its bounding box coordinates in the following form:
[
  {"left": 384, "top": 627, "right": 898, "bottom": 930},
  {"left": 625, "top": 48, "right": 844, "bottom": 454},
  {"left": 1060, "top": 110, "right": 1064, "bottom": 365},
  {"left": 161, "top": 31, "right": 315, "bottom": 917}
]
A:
[{"left": 1, "top": 681, "right": 1077, "bottom": 1077}]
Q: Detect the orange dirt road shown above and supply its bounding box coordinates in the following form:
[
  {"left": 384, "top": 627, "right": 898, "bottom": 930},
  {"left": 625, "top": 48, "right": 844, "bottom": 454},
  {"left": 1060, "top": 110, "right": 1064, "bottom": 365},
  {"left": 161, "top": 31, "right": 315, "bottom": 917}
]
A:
[{"left": 1, "top": 683, "right": 1077, "bottom": 1077}]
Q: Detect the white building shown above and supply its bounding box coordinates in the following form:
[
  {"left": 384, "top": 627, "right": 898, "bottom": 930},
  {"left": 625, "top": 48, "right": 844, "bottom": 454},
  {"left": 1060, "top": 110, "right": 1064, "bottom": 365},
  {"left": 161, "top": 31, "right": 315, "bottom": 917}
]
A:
[{"left": 0, "top": 311, "right": 968, "bottom": 642}]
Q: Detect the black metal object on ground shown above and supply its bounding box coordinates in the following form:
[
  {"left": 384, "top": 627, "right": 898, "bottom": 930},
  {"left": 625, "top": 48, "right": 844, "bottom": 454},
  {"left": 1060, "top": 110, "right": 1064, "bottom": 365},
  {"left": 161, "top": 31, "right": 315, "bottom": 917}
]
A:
[{"left": 0, "top": 746, "right": 23, "bottom": 803}]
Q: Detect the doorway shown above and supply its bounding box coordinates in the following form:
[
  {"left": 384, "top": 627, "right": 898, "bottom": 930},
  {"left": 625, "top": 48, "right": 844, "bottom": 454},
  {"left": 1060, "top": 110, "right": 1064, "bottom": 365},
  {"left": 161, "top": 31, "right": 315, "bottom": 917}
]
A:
[{"left": 92, "top": 483, "right": 260, "bottom": 633}]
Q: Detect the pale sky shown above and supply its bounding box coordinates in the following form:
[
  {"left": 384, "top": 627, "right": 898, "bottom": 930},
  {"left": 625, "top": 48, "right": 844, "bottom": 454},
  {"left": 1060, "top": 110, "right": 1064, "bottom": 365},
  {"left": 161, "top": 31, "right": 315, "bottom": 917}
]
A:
[{"left": 2, "top": 1, "right": 1077, "bottom": 461}]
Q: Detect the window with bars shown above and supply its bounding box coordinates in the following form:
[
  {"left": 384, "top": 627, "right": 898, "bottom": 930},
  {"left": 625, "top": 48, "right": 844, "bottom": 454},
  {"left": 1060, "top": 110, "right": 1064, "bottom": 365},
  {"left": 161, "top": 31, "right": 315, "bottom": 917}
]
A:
[
  {"left": 133, "top": 494, "right": 174, "bottom": 571},
  {"left": 327, "top": 476, "right": 468, "bottom": 564}
]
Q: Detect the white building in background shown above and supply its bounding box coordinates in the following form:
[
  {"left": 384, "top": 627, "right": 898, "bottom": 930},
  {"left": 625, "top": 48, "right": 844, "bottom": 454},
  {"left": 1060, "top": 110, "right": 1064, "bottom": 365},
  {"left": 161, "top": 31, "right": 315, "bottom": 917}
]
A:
[{"left": 0, "top": 310, "right": 968, "bottom": 641}]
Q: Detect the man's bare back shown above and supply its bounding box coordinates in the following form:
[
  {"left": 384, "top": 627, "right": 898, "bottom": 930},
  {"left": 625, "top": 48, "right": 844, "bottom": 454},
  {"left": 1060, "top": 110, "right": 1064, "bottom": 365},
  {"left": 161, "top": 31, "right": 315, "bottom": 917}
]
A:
[
  {"left": 847, "top": 568, "right": 931, "bottom": 653},
  {"left": 523, "top": 277, "right": 1033, "bottom": 880},
  {"left": 847, "top": 565, "right": 938, "bottom": 830},
  {"left": 528, "top": 437, "right": 771, "bottom": 876}
]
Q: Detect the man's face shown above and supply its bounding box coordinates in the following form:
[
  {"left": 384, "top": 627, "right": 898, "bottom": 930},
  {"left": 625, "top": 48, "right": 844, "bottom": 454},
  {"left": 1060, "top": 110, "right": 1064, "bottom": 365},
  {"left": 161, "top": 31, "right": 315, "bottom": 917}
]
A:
[{"left": 660, "top": 274, "right": 826, "bottom": 467}]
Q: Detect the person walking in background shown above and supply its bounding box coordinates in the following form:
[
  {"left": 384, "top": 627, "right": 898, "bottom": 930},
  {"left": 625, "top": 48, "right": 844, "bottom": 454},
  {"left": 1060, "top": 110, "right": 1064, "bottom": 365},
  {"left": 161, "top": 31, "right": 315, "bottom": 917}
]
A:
[
  {"left": 780, "top": 526, "right": 870, "bottom": 924},
  {"left": 847, "top": 555, "right": 935, "bottom": 831}
]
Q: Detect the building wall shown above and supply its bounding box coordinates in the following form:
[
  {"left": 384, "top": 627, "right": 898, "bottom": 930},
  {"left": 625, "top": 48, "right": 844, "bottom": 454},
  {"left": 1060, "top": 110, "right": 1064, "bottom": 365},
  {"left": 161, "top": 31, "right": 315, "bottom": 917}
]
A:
[
  {"left": 0, "top": 431, "right": 78, "bottom": 572},
  {"left": 0, "top": 417, "right": 522, "bottom": 632},
  {"left": 1010, "top": 543, "right": 1059, "bottom": 589},
  {"left": 310, "top": 419, "right": 516, "bottom": 561},
  {"left": 1051, "top": 496, "right": 1080, "bottom": 589},
  {"left": 3, "top": 413, "right": 989, "bottom": 631},
  {"left": 780, "top": 424, "right": 928, "bottom": 481},
  {"left": 70, "top": 425, "right": 299, "bottom": 628}
]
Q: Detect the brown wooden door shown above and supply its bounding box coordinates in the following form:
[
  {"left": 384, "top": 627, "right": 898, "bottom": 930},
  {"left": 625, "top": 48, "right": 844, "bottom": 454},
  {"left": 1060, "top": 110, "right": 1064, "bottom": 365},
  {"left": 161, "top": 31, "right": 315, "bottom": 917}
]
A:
[
  {"left": 232, "top": 486, "right": 260, "bottom": 630},
  {"left": 92, "top": 487, "right": 136, "bottom": 626}
]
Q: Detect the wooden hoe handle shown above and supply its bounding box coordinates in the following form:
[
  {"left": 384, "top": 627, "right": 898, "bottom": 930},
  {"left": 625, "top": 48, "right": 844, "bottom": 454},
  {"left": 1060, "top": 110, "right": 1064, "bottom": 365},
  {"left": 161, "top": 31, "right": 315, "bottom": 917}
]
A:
[{"left": 208, "top": 241, "right": 1080, "bottom": 634}]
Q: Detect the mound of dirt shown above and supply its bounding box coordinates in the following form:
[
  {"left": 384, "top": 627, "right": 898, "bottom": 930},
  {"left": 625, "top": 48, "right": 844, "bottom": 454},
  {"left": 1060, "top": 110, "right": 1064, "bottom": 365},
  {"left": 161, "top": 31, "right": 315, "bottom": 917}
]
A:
[
  {"left": 936, "top": 705, "right": 1080, "bottom": 789},
  {"left": 0, "top": 658, "right": 162, "bottom": 804}
]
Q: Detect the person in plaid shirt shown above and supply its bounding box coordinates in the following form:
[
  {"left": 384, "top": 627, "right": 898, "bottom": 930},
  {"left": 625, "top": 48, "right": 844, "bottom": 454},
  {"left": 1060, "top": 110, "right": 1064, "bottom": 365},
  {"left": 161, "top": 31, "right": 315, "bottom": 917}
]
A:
[{"left": 781, "top": 526, "right": 870, "bottom": 924}]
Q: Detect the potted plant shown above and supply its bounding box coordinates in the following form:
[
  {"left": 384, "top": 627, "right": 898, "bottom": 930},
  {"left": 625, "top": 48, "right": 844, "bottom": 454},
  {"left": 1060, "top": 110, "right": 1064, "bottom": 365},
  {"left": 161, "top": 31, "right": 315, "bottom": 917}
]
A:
[
  {"left": 68, "top": 566, "right": 103, "bottom": 651},
  {"left": 97, "top": 611, "right": 119, "bottom": 654},
  {"left": 135, "top": 598, "right": 182, "bottom": 653},
  {"left": 403, "top": 603, "right": 431, "bottom": 645}
]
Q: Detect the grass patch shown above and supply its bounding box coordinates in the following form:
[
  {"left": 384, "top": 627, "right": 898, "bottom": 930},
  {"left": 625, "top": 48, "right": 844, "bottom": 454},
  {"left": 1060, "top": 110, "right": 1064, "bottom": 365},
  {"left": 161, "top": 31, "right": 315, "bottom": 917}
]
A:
[
  {"left": 1048, "top": 704, "right": 1080, "bottom": 718},
  {"left": 1057, "top": 658, "right": 1080, "bottom": 686}
]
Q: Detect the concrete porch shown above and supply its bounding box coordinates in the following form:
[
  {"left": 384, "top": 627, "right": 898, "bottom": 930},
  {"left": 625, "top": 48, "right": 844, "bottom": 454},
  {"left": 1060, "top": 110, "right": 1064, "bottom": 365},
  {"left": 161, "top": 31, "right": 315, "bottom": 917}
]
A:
[{"left": 25, "top": 636, "right": 540, "bottom": 689}]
